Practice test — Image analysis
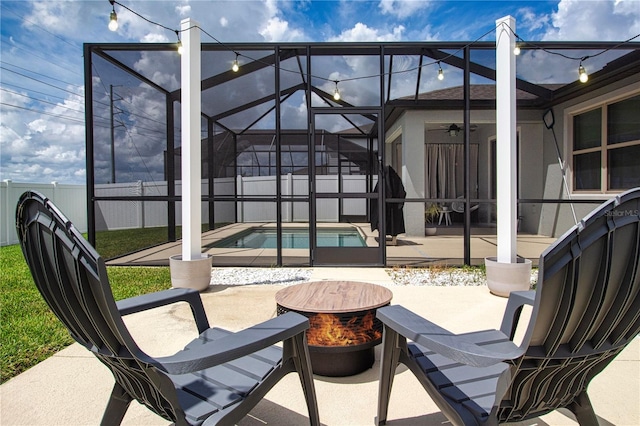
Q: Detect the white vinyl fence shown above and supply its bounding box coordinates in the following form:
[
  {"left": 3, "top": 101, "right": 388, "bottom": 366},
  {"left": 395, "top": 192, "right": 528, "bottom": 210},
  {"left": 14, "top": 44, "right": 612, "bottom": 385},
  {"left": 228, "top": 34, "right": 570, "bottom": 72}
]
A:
[
  {"left": 2, "top": 175, "right": 373, "bottom": 247},
  {"left": 1, "top": 180, "right": 87, "bottom": 247}
]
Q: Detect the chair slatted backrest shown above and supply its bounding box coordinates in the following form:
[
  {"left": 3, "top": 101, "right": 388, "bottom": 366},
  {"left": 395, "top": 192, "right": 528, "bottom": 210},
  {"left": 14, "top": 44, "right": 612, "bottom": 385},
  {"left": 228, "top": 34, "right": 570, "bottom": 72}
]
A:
[
  {"left": 499, "top": 188, "right": 640, "bottom": 422},
  {"left": 16, "top": 191, "right": 181, "bottom": 422}
]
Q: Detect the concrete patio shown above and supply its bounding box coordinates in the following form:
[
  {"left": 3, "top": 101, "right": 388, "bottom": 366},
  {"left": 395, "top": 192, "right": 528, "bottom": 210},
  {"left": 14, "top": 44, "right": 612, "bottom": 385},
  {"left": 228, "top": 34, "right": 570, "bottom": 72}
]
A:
[
  {"left": 105, "top": 223, "right": 557, "bottom": 268},
  {"left": 2, "top": 267, "right": 638, "bottom": 426}
]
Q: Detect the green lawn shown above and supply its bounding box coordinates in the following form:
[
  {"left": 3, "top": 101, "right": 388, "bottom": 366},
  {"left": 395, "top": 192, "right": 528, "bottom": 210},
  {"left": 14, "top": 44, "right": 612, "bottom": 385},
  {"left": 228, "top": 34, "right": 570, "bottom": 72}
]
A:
[
  {"left": 94, "top": 224, "right": 217, "bottom": 260},
  {"left": 95, "top": 226, "right": 180, "bottom": 259},
  {"left": 0, "top": 244, "right": 171, "bottom": 384}
]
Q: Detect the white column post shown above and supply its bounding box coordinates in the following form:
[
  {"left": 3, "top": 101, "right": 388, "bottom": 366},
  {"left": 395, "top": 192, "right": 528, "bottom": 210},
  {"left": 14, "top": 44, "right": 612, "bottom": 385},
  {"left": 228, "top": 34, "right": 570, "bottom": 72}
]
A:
[
  {"left": 180, "top": 18, "right": 202, "bottom": 260},
  {"left": 401, "top": 112, "right": 426, "bottom": 236},
  {"left": 496, "top": 16, "right": 517, "bottom": 263}
]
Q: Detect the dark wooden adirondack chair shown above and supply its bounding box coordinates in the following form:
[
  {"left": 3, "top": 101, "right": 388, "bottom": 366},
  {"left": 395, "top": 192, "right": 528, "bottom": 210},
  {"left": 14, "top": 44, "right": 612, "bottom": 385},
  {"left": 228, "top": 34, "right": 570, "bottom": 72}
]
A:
[
  {"left": 376, "top": 187, "right": 640, "bottom": 425},
  {"left": 16, "top": 191, "right": 319, "bottom": 426}
]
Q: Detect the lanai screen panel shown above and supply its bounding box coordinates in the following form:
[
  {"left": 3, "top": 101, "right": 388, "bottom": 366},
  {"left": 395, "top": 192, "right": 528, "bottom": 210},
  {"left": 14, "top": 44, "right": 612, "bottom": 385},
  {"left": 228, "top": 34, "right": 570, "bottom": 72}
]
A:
[
  {"left": 310, "top": 51, "right": 382, "bottom": 108},
  {"left": 88, "top": 47, "right": 177, "bottom": 256},
  {"left": 201, "top": 49, "right": 276, "bottom": 120}
]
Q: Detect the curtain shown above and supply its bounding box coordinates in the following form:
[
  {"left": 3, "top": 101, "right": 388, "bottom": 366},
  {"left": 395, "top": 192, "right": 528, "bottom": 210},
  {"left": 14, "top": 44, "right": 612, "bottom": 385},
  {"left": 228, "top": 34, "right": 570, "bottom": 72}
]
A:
[{"left": 425, "top": 143, "right": 478, "bottom": 199}]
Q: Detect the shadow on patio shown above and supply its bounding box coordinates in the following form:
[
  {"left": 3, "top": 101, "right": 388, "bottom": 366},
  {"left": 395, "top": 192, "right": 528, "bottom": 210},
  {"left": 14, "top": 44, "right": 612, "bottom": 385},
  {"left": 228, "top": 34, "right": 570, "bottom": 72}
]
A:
[{"left": 2, "top": 268, "right": 637, "bottom": 425}]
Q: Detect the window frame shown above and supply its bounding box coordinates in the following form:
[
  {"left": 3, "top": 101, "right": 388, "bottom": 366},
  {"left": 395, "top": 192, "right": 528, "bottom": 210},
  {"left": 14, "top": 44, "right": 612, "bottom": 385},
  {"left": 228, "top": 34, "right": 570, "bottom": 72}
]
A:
[{"left": 566, "top": 86, "right": 640, "bottom": 196}]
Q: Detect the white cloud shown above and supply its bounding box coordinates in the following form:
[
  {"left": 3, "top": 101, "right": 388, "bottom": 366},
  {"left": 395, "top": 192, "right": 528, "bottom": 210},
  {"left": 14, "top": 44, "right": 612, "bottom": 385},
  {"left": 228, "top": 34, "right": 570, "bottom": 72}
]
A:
[
  {"left": 328, "top": 22, "right": 405, "bottom": 42},
  {"left": 518, "top": 7, "right": 550, "bottom": 32},
  {"left": 133, "top": 52, "right": 180, "bottom": 91},
  {"left": 141, "top": 32, "right": 169, "bottom": 43},
  {"left": 543, "top": 0, "right": 640, "bottom": 41},
  {"left": 23, "top": 1, "right": 76, "bottom": 32},
  {"left": 378, "top": 0, "right": 432, "bottom": 19},
  {"left": 259, "top": 17, "right": 304, "bottom": 41},
  {"left": 175, "top": 4, "right": 191, "bottom": 16},
  {"left": 2, "top": 0, "right": 638, "bottom": 185}
]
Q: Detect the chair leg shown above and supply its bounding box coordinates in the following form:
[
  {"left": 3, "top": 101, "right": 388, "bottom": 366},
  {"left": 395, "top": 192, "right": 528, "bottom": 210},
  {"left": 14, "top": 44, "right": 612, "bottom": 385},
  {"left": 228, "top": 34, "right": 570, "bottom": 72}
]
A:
[
  {"left": 376, "top": 327, "right": 402, "bottom": 426},
  {"left": 101, "top": 383, "right": 132, "bottom": 426},
  {"left": 567, "top": 391, "right": 599, "bottom": 426},
  {"left": 291, "top": 333, "right": 320, "bottom": 426}
]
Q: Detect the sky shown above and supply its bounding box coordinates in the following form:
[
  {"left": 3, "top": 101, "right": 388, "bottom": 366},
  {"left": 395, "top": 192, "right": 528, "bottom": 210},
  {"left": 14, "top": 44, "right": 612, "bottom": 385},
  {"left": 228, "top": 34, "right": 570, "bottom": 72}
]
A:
[{"left": 1, "top": 0, "right": 639, "bottom": 185}]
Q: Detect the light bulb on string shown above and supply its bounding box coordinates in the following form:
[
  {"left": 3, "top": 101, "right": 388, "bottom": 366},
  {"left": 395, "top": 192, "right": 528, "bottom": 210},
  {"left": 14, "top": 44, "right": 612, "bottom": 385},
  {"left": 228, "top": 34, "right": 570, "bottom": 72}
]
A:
[
  {"left": 175, "top": 31, "right": 183, "bottom": 55},
  {"left": 108, "top": 1, "right": 118, "bottom": 31},
  {"left": 437, "top": 62, "right": 444, "bottom": 81},
  {"left": 333, "top": 81, "right": 341, "bottom": 101},
  {"left": 578, "top": 62, "right": 588, "bottom": 83},
  {"left": 513, "top": 42, "right": 521, "bottom": 56},
  {"left": 232, "top": 54, "right": 240, "bottom": 72}
]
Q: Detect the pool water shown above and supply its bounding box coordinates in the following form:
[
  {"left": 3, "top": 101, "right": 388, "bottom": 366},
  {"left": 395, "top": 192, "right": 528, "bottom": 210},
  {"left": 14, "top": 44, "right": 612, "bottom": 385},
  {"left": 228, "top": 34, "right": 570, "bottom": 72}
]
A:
[{"left": 213, "top": 228, "right": 366, "bottom": 249}]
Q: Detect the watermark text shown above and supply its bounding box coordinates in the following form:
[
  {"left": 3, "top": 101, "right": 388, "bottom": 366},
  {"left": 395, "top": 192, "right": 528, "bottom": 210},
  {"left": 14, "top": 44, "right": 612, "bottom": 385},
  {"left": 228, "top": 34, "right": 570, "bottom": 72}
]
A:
[{"left": 605, "top": 209, "right": 639, "bottom": 217}]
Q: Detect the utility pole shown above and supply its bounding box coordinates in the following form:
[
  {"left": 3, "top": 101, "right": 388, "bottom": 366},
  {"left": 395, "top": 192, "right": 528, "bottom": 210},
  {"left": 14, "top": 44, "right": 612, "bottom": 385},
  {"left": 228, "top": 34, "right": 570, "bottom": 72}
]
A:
[{"left": 110, "top": 84, "right": 116, "bottom": 184}]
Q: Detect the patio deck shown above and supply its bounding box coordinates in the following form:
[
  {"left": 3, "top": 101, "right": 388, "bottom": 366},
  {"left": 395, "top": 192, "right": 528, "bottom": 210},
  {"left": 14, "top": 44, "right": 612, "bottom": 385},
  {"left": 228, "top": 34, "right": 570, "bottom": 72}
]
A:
[
  {"left": 105, "top": 223, "right": 557, "bottom": 267},
  {"left": 2, "top": 267, "right": 638, "bottom": 425}
]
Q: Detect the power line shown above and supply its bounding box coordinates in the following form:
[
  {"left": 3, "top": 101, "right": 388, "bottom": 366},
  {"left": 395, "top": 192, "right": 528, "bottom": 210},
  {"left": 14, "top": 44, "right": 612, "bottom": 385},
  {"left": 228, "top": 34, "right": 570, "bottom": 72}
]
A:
[
  {"left": 113, "top": 117, "right": 166, "bottom": 136},
  {"left": 0, "top": 82, "right": 84, "bottom": 106},
  {"left": 1, "top": 102, "right": 111, "bottom": 128},
  {"left": 1, "top": 61, "right": 80, "bottom": 87},
  {"left": 116, "top": 118, "right": 165, "bottom": 191},
  {"left": 1, "top": 87, "right": 111, "bottom": 128},
  {"left": 0, "top": 39, "right": 82, "bottom": 78},
  {"left": 0, "top": 3, "right": 80, "bottom": 50},
  {"left": 1, "top": 87, "right": 85, "bottom": 116},
  {"left": 111, "top": 88, "right": 169, "bottom": 126},
  {"left": 1, "top": 67, "right": 82, "bottom": 97}
]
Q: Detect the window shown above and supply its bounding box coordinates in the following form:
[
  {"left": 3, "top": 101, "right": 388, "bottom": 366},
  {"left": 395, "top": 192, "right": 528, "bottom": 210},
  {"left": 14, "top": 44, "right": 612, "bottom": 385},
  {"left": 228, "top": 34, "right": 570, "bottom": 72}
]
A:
[{"left": 572, "top": 94, "right": 640, "bottom": 193}]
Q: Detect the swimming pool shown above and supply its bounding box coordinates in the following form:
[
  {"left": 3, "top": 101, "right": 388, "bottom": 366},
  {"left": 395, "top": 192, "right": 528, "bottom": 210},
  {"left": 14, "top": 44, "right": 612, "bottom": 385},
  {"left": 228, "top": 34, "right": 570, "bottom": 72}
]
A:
[{"left": 211, "top": 228, "right": 366, "bottom": 249}]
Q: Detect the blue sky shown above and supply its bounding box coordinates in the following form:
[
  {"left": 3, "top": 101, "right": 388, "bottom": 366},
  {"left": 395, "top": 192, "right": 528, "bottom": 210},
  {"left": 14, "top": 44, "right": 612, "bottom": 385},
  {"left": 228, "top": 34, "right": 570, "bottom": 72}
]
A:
[{"left": 1, "top": 0, "right": 639, "bottom": 184}]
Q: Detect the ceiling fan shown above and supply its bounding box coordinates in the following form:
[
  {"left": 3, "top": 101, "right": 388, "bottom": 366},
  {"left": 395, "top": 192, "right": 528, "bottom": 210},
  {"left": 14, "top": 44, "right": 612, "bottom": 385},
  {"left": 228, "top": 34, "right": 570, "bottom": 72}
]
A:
[{"left": 427, "top": 123, "right": 478, "bottom": 137}]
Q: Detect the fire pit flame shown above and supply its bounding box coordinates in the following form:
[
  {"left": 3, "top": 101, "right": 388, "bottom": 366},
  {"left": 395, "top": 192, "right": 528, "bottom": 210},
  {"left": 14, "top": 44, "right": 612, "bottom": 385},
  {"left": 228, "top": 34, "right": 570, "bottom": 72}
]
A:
[{"left": 307, "top": 311, "right": 381, "bottom": 346}]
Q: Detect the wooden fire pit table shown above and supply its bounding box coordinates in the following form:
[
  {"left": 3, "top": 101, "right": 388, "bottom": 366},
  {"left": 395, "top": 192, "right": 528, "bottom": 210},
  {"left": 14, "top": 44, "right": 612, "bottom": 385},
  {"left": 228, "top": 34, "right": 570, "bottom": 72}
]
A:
[{"left": 275, "top": 281, "right": 393, "bottom": 377}]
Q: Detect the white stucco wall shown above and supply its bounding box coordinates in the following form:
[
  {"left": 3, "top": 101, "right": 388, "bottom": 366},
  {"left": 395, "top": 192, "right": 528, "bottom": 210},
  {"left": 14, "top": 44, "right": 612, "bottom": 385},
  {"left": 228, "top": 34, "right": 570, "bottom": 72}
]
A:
[{"left": 538, "top": 73, "right": 640, "bottom": 237}]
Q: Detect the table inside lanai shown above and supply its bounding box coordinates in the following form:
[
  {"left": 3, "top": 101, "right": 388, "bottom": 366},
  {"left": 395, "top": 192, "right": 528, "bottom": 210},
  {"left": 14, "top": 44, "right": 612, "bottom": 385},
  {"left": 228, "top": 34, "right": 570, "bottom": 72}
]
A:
[{"left": 275, "top": 281, "right": 393, "bottom": 376}]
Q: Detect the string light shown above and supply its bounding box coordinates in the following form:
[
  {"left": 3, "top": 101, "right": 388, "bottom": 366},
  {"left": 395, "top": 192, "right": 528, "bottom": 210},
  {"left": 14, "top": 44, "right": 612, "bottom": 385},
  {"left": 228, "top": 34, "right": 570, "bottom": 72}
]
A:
[
  {"left": 333, "top": 81, "right": 341, "bottom": 101},
  {"left": 232, "top": 53, "right": 240, "bottom": 72},
  {"left": 104, "top": 2, "right": 640, "bottom": 91},
  {"left": 108, "top": 0, "right": 118, "bottom": 31},
  {"left": 175, "top": 31, "right": 183, "bottom": 55},
  {"left": 578, "top": 60, "right": 588, "bottom": 83}
]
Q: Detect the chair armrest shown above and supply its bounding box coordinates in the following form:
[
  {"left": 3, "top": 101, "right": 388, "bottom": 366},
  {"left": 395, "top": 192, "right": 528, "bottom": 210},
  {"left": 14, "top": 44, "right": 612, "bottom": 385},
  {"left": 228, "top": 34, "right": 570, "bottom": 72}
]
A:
[
  {"left": 499, "top": 290, "right": 535, "bottom": 340},
  {"left": 116, "top": 288, "right": 210, "bottom": 333},
  {"left": 151, "top": 311, "right": 309, "bottom": 375},
  {"left": 377, "top": 305, "right": 523, "bottom": 368}
]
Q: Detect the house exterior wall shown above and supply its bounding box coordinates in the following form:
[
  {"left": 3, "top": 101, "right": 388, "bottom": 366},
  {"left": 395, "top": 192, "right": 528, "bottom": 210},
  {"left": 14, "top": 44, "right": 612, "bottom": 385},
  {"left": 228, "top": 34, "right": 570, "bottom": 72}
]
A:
[
  {"left": 385, "top": 109, "right": 548, "bottom": 236},
  {"left": 385, "top": 73, "right": 639, "bottom": 239},
  {"left": 539, "top": 73, "right": 640, "bottom": 237},
  {"left": 517, "top": 114, "right": 545, "bottom": 234}
]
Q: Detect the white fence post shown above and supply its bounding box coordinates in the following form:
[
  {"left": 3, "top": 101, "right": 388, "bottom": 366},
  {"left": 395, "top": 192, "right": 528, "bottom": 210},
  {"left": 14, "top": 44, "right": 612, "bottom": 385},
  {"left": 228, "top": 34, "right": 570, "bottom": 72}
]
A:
[
  {"left": 137, "top": 180, "right": 144, "bottom": 228},
  {"left": 1, "top": 180, "right": 12, "bottom": 246},
  {"left": 51, "top": 181, "right": 58, "bottom": 203},
  {"left": 236, "top": 175, "right": 243, "bottom": 222}
]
